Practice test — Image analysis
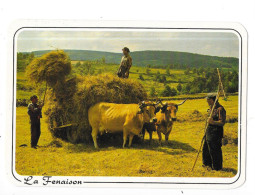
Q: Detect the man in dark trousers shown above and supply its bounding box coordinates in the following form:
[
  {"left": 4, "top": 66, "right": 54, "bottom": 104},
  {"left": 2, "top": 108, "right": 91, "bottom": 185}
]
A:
[
  {"left": 27, "top": 95, "right": 43, "bottom": 149},
  {"left": 203, "top": 93, "right": 226, "bottom": 170}
]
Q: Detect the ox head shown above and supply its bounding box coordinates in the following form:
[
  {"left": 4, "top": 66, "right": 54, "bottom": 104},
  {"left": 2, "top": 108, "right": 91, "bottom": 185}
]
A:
[
  {"left": 160, "top": 99, "right": 187, "bottom": 121},
  {"left": 138, "top": 101, "right": 161, "bottom": 123}
]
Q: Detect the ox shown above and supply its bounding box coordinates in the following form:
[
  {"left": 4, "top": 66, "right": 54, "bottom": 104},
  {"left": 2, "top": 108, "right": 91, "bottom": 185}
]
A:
[
  {"left": 156, "top": 99, "right": 187, "bottom": 144},
  {"left": 88, "top": 102, "right": 158, "bottom": 148},
  {"left": 141, "top": 99, "right": 187, "bottom": 144}
]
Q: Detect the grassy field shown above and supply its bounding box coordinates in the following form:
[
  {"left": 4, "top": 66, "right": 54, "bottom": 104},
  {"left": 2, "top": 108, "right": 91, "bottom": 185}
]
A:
[
  {"left": 72, "top": 61, "right": 196, "bottom": 93},
  {"left": 17, "top": 61, "right": 198, "bottom": 100},
  {"left": 15, "top": 96, "right": 238, "bottom": 177}
]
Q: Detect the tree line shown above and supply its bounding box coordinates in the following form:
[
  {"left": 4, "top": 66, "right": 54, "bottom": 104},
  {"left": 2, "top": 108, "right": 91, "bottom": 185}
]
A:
[{"left": 148, "top": 67, "right": 238, "bottom": 97}]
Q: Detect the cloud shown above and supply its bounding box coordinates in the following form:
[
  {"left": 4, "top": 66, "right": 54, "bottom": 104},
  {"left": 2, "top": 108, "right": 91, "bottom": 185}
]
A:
[{"left": 16, "top": 29, "right": 239, "bottom": 57}]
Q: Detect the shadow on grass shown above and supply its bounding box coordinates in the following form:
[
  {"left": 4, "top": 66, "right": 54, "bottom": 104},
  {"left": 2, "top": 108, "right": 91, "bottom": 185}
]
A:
[
  {"left": 66, "top": 136, "right": 196, "bottom": 155},
  {"left": 132, "top": 140, "right": 197, "bottom": 155},
  {"left": 221, "top": 167, "right": 237, "bottom": 175}
]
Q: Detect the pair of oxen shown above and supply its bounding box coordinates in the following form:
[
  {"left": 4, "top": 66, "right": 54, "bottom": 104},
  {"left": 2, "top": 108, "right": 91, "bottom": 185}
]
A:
[{"left": 88, "top": 99, "right": 187, "bottom": 149}]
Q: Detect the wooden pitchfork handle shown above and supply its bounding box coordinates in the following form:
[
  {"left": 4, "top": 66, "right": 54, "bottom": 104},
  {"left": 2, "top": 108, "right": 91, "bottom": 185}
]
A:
[
  {"left": 42, "top": 82, "right": 47, "bottom": 106},
  {"left": 191, "top": 80, "right": 221, "bottom": 171}
]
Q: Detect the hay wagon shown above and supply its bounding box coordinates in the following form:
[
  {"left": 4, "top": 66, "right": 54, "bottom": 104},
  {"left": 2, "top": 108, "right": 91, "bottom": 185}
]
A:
[{"left": 26, "top": 50, "right": 148, "bottom": 145}]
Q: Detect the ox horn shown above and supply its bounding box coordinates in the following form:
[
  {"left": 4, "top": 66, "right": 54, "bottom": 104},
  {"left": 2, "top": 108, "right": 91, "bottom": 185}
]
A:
[
  {"left": 154, "top": 99, "right": 162, "bottom": 106},
  {"left": 177, "top": 99, "right": 187, "bottom": 106},
  {"left": 138, "top": 101, "right": 147, "bottom": 109}
]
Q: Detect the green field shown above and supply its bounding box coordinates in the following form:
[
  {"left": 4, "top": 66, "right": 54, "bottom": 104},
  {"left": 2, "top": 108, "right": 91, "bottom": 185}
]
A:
[
  {"left": 15, "top": 96, "right": 238, "bottom": 177},
  {"left": 17, "top": 61, "right": 205, "bottom": 100}
]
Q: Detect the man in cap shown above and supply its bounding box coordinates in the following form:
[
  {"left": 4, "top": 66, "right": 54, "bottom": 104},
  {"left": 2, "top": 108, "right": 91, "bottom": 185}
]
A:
[
  {"left": 27, "top": 95, "right": 43, "bottom": 149},
  {"left": 117, "top": 47, "right": 132, "bottom": 78},
  {"left": 202, "top": 93, "right": 226, "bottom": 170}
]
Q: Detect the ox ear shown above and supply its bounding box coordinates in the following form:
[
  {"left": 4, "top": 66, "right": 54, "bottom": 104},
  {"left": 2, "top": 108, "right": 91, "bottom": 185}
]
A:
[
  {"left": 161, "top": 104, "right": 168, "bottom": 113},
  {"left": 138, "top": 102, "right": 146, "bottom": 114},
  {"left": 154, "top": 106, "right": 161, "bottom": 114}
]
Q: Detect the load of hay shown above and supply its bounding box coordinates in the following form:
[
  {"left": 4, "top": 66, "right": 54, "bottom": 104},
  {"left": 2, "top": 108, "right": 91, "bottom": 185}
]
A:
[
  {"left": 26, "top": 50, "right": 147, "bottom": 144},
  {"left": 26, "top": 50, "right": 71, "bottom": 87}
]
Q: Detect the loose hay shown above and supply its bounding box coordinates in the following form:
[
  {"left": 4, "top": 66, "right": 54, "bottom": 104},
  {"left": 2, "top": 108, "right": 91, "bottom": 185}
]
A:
[
  {"left": 26, "top": 50, "right": 71, "bottom": 87},
  {"left": 26, "top": 51, "right": 147, "bottom": 144},
  {"left": 45, "top": 74, "right": 147, "bottom": 143}
]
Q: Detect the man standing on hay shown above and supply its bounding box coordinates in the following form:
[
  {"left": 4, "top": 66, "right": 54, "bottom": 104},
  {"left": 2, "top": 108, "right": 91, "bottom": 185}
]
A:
[
  {"left": 117, "top": 47, "right": 132, "bottom": 78},
  {"left": 203, "top": 93, "right": 226, "bottom": 171},
  {"left": 27, "top": 95, "right": 43, "bottom": 149}
]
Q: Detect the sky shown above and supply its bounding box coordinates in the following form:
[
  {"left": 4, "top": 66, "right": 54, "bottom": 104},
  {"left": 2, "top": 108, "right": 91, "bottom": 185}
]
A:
[{"left": 16, "top": 29, "right": 240, "bottom": 58}]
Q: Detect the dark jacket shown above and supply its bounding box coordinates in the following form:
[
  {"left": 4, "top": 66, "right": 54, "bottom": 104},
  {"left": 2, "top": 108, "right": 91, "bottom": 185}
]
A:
[
  {"left": 206, "top": 102, "right": 226, "bottom": 141},
  {"left": 27, "top": 103, "right": 42, "bottom": 122}
]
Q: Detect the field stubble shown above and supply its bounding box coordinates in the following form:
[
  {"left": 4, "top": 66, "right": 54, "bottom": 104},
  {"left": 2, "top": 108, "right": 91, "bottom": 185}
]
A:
[{"left": 15, "top": 96, "right": 238, "bottom": 177}]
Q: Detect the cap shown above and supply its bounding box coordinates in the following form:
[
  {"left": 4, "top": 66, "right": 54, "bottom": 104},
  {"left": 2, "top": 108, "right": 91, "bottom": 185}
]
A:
[
  {"left": 122, "top": 47, "right": 130, "bottom": 53},
  {"left": 30, "top": 95, "right": 38, "bottom": 101},
  {"left": 206, "top": 93, "right": 217, "bottom": 100}
]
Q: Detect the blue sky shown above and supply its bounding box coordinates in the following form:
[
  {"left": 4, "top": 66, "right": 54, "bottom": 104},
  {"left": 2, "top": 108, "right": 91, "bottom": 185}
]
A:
[{"left": 17, "top": 30, "right": 239, "bottom": 58}]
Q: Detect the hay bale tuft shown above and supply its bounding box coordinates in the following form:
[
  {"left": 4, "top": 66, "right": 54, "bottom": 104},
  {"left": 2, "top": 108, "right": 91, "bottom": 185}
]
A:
[{"left": 26, "top": 50, "right": 71, "bottom": 87}]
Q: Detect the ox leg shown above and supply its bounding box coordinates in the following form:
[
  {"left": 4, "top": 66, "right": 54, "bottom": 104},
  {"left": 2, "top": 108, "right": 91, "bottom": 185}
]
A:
[
  {"left": 123, "top": 129, "right": 128, "bottom": 148},
  {"left": 157, "top": 130, "right": 162, "bottom": 146},
  {"left": 91, "top": 128, "right": 99, "bottom": 149},
  {"left": 165, "top": 131, "right": 170, "bottom": 142},
  {"left": 141, "top": 127, "right": 146, "bottom": 142},
  {"left": 128, "top": 134, "right": 134, "bottom": 147},
  {"left": 165, "top": 126, "right": 172, "bottom": 143},
  {"left": 149, "top": 131, "right": 153, "bottom": 145}
]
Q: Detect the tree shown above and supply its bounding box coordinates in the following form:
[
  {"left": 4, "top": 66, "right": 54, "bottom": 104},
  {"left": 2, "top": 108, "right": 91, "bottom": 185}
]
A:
[
  {"left": 75, "top": 61, "right": 81, "bottom": 66},
  {"left": 160, "top": 85, "right": 177, "bottom": 97},
  {"left": 166, "top": 67, "right": 170, "bottom": 76},
  {"left": 154, "top": 71, "right": 160, "bottom": 81},
  {"left": 160, "top": 85, "right": 172, "bottom": 97},
  {"left": 159, "top": 75, "right": 167, "bottom": 83},
  {"left": 177, "top": 83, "right": 182, "bottom": 92},
  {"left": 101, "top": 56, "right": 106, "bottom": 64},
  {"left": 171, "top": 88, "right": 177, "bottom": 96},
  {"left": 97, "top": 69, "right": 102, "bottom": 74},
  {"left": 150, "top": 86, "right": 156, "bottom": 97},
  {"left": 28, "top": 52, "right": 35, "bottom": 63},
  {"left": 146, "top": 68, "right": 151, "bottom": 75},
  {"left": 184, "top": 67, "right": 190, "bottom": 75},
  {"left": 183, "top": 83, "right": 191, "bottom": 94},
  {"left": 192, "top": 67, "right": 197, "bottom": 74},
  {"left": 198, "top": 67, "right": 205, "bottom": 75},
  {"left": 80, "top": 61, "right": 95, "bottom": 75},
  {"left": 17, "top": 52, "right": 33, "bottom": 72},
  {"left": 225, "top": 70, "right": 238, "bottom": 93},
  {"left": 139, "top": 74, "right": 144, "bottom": 80}
]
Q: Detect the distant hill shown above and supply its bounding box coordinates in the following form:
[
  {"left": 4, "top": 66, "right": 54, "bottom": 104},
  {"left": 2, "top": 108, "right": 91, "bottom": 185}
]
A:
[{"left": 24, "top": 50, "right": 238, "bottom": 69}]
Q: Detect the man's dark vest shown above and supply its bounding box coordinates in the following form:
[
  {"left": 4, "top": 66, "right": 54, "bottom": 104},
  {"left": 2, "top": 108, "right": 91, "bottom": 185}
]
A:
[{"left": 206, "top": 103, "right": 225, "bottom": 141}]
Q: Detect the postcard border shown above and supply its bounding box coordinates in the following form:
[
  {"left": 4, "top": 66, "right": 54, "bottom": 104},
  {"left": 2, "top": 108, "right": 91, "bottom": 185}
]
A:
[{"left": 12, "top": 25, "right": 245, "bottom": 186}]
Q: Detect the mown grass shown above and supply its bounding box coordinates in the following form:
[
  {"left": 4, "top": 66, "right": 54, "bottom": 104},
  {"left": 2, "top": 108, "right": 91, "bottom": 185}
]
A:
[{"left": 15, "top": 96, "right": 238, "bottom": 177}]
